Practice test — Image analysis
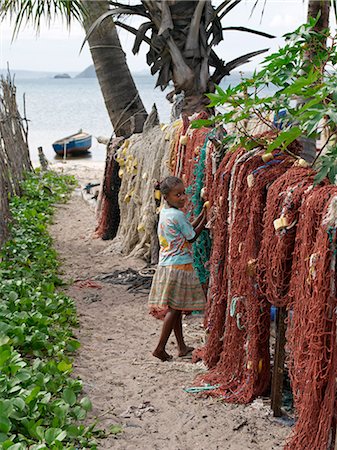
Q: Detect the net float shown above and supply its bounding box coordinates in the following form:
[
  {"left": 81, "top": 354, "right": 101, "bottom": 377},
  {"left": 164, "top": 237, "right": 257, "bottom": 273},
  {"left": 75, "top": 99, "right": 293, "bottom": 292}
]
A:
[
  {"left": 200, "top": 187, "right": 206, "bottom": 200},
  {"left": 273, "top": 216, "right": 289, "bottom": 231},
  {"left": 124, "top": 193, "right": 131, "bottom": 203},
  {"left": 203, "top": 201, "right": 210, "bottom": 209},
  {"left": 137, "top": 222, "right": 145, "bottom": 232},
  {"left": 296, "top": 158, "right": 310, "bottom": 168},
  {"left": 262, "top": 153, "right": 273, "bottom": 163},
  {"left": 247, "top": 174, "right": 255, "bottom": 188},
  {"left": 180, "top": 135, "right": 188, "bottom": 146},
  {"left": 154, "top": 190, "right": 161, "bottom": 201}
]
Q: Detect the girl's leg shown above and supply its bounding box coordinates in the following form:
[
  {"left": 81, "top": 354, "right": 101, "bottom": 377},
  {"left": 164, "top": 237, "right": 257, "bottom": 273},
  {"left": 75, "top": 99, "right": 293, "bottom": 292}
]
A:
[
  {"left": 174, "top": 312, "right": 194, "bottom": 357},
  {"left": 153, "top": 307, "right": 180, "bottom": 361}
]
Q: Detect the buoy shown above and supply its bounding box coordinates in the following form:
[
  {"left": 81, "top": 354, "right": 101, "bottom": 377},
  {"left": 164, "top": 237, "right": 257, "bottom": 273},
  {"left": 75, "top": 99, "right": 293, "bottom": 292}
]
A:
[
  {"left": 137, "top": 223, "right": 145, "bottom": 232},
  {"left": 118, "top": 168, "right": 124, "bottom": 178},
  {"left": 124, "top": 193, "right": 131, "bottom": 203},
  {"left": 154, "top": 190, "right": 161, "bottom": 201},
  {"left": 200, "top": 187, "right": 206, "bottom": 200},
  {"left": 258, "top": 359, "right": 263, "bottom": 373},
  {"left": 247, "top": 174, "right": 255, "bottom": 188},
  {"left": 203, "top": 201, "right": 210, "bottom": 209},
  {"left": 273, "top": 216, "right": 289, "bottom": 231},
  {"left": 262, "top": 153, "right": 273, "bottom": 163},
  {"left": 180, "top": 135, "right": 188, "bottom": 146},
  {"left": 142, "top": 172, "right": 148, "bottom": 180},
  {"left": 296, "top": 158, "right": 310, "bottom": 168}
]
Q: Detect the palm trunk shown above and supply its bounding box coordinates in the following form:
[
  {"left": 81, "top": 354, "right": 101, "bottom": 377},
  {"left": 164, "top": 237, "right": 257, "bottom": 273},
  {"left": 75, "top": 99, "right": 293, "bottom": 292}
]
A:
[
  {"left": 307, "top": 0, "right": 330, "bottom": 30},
  {"left": 81, "top": 0, "right": 147, "bottom": 137}
]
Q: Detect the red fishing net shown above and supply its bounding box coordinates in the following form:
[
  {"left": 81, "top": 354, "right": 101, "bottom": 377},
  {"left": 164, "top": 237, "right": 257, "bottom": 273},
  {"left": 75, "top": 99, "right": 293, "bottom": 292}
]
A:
[
  {"left": 285, "top": 186, "right": 337, "bottom": 450},
  {"left": 196, "top": 149, "right": 294, "bottom": 403},
  {"left": 257, "top": 167, "right": 325, "bottom": 307},
  {"left": 194, "top": 147, "right": 245, "bottom": 368},
  {"left": 95, "top": 138, "right": 123, "bottom": 239}
]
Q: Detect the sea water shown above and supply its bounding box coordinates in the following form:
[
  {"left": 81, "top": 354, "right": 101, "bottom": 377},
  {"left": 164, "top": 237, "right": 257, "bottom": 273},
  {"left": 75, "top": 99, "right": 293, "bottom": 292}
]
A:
[{"left": 14, "top": 72, "right": 247, "bottom": 164}]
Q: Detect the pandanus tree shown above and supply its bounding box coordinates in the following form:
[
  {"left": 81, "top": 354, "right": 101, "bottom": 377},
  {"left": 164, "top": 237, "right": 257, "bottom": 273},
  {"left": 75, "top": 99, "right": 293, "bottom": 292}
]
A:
[{"left": 86, "top": 0, "right": 275, "bottom": 116}]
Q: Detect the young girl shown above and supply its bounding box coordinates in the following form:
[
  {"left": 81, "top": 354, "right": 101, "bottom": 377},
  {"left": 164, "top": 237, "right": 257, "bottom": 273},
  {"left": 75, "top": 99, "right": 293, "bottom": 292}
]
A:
[{"left": 148, "top": 176, "right": 207, "bottom": 361}]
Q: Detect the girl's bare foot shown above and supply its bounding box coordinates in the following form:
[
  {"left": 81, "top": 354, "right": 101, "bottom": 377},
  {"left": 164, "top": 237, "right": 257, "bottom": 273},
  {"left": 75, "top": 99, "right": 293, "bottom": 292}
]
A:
[
  {"left": 178, "top": 345, "right": 194, "bottom": 357},
  {"left": 152, "top": 349, "right": 173, "bottom": 362}
]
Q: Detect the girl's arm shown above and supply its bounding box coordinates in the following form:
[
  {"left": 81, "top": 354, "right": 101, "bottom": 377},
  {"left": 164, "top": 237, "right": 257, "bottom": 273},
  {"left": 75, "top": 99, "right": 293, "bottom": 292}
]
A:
[
  {"left": 191, "top": 209, "right": 206, "bottom": 228},
  {"left": 188, "top": 208, "right": 207, "bottom": 243}
]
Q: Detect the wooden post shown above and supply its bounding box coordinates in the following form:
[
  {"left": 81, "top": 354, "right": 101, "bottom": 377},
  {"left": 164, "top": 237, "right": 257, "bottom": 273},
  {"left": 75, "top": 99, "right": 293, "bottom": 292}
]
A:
[{"left": 271, "top": 306, "right": 287, "bottom": 417}]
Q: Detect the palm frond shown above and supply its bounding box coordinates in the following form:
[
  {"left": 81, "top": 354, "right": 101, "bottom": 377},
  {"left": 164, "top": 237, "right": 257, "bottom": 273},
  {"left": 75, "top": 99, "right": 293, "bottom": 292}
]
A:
[
  {"left": 0, "top": 0, "right": 85, "bottom": 39},
  {"left": 222, "top": 26, "right": 275, "bottom": 39},
  {"left": 223, "top": 48, "right": 269, "bottom": 73},
  {"left": 218, "top": 0, "right": 242, "bottom": 21}
]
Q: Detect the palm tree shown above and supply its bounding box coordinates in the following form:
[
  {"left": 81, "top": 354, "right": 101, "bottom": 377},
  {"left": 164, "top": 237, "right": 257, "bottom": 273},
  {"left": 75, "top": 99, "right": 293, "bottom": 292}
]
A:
[
  {"left": 81, "top": 1, "right": 147, "bottom": 136},
  {"left": 87, "top": 0, "right": 275, "bottom": 116},
  {"left": 0, "top": 0, "right": 148, "bottom": 137}
]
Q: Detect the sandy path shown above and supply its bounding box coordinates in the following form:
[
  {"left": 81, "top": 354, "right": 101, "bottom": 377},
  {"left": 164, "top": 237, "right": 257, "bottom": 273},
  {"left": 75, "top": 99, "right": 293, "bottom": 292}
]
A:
[{"left": 49, "top": 175, "right": 291, "bottom": 450}]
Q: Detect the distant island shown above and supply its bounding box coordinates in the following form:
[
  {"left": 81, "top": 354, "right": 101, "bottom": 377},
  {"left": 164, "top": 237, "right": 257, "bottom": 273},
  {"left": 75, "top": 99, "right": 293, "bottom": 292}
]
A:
[
  {"left": 76, "top": 65, "right": 96, "bottom": 78},
  {"left": 54, "top": 73, "right": 71, "bottom": 79}
]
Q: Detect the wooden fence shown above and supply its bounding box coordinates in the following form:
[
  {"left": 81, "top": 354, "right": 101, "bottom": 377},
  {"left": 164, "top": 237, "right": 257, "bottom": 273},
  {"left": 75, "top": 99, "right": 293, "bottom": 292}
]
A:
[{"left": 0, "top": 73, "right": 32, "bottom": 246}]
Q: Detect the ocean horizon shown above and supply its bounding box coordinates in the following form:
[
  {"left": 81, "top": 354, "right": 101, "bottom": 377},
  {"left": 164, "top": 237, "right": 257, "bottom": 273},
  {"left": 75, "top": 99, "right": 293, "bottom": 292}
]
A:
[{"left": 12, "top": 71, "right": 249, "bottom": 164}]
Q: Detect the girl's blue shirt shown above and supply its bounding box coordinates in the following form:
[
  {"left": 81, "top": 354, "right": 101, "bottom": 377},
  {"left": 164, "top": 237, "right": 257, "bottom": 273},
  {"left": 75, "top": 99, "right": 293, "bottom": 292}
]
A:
[{"left": 158, "top": 207, "right": 195, "bottom": 266}]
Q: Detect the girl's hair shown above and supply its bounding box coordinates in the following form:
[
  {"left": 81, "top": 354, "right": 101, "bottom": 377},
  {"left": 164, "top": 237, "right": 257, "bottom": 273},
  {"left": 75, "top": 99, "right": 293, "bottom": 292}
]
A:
[{"left": 160, "top": 176, "right": 183, "bottom": 195}]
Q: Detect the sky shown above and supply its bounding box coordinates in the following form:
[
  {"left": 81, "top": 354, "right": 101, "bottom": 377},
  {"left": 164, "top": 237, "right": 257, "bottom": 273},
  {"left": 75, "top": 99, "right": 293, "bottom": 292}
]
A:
[{"left": 0, "top": 1, "right": 322, "bottom": 76}]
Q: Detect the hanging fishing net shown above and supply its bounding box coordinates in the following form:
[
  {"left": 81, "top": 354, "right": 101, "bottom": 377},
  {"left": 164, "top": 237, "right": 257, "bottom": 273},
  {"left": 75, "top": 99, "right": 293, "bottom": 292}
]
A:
[
  {"left": 257, "top": 166, "right": 327, "bottom": 307},
  {"left": 196, "top": 148, "right": 295, "bottom": 403},
  {"left": 193, "top": 147, "right": 245, "bottom": 367},
  {"left": 285, "top": 186, "right": 337, "bottom": 450},
  {"left": 95, "top": 137, "right": 124, "bottom": 240}
]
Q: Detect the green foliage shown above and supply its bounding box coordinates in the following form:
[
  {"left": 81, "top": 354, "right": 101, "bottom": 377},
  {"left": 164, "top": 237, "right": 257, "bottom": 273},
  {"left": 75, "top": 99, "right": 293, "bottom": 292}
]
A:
[
  {"left": 194, "top": 18, "right": 337, "bottom": 184},
  {"left": 0, "top": 170, "right": 99, "bottom": 449}
]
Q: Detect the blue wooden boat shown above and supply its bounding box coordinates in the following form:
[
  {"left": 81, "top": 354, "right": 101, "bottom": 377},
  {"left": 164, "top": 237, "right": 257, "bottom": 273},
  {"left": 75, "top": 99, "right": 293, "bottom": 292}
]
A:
[{"left": 52, "top": 131, "right": 92, "bottom": 156}]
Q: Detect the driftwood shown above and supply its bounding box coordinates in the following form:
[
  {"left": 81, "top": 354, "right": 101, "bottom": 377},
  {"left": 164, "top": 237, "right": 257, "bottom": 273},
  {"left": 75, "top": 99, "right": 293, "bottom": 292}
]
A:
[{"left": 0, "top": 73, "right": 32, "bottom": 247}]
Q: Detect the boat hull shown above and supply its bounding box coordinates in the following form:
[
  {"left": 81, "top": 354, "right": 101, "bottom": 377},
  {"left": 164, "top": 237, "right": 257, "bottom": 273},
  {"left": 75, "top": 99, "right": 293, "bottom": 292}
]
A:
[{"left": 52, "top": 134, "right": 92, "bottom": 156}]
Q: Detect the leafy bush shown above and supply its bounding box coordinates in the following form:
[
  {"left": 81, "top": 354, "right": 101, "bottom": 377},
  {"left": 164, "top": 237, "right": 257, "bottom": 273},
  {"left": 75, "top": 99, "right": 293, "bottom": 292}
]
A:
[
  {"left": 0, "top": 171, "right": 97, "bottom": 449},
  {"left": 193, "top": 17, "right": 337, "bottom": 184}
]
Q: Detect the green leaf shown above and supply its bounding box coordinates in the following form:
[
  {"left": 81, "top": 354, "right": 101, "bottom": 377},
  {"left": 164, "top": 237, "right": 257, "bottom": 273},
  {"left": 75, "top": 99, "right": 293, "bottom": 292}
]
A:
[
  {"left": 0, "top": 416, "right": 11, "bottom": 434},
  {"left": 7, "top": 444, "right": 25, "bottom": 450},
  {"left": 314, "top": 165, "right": 330, "bottom": 185},
  {"left": 12, "top": 398, "right": 25, "bottom": 412},
  {"left": 25, "top": 386, "right": 41, "bottom": 404},
  {"left": 72, "top": 406, "right": 86, "bottom": 421},
  {"left": 110, "top": 424, "right": 123, "bottom": 435},
  {"left": 267, "top": 127, "right": 302, "bottom": 152},
  {"left": 57, "top": 360, "right": 72, "bottom": 372},
  {"left": 62, "top": 387, "right": 76, "bottom": 406},
  {"left": 80, "top": 397, "right": 92, "bottom": 412},
  {"left": 0, "top": 336, "right": 10, "bottom": 346},
  {"left": 66, "top": 339, "right": 80, "bottom": 352}
]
